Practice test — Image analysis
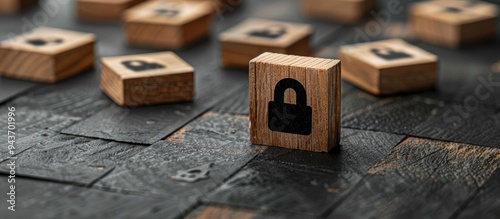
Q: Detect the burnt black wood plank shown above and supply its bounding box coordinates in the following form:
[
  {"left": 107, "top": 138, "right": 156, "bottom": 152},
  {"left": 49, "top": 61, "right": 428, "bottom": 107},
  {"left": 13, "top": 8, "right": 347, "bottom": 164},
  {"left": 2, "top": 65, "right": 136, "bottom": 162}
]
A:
[
  {"left": 93, "top": 112, "right": 264, "bottom": 218},
  {"left": 0, "top": 133, "right": 145, "bottom": 186},
  {"left": 0, "top": 78, "right": 37, "bottom": 105},
  {"left": 203, "top": 128, "right": 405, "bottom": 216},
  {"left": 456, "top": 169, "right": 500, "bottom": 219},
  {"left": 0, "top": 177, "right": 186, "bottom": 219},
  {"left": 326, "top": 137, "right": 500, "bottom": 219}
]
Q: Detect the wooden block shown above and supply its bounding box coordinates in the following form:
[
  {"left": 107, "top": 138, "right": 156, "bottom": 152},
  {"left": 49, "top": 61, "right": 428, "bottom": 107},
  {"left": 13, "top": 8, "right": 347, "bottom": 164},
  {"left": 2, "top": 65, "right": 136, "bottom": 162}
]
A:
[
  {"left": 220, "top": 18, "right": 312, "bottom": 68},
  {"left": 76, "top": 0, "right": 148, "bottom": 22},
  {"left": 100, "top": 52, "right": 194, "bottom": 106},
  {"left": 0, "top": 0, "right": 38, "bottom": 14},
  {"left": 0, "top": 27, "right": 95, "bottom": 83},
  {"left": 339, "top": 39, "right": 438, "bottom": 95},
  {"left": 123, "top": 0, "right": 213, "bottom": 49},
  {"left": 302, "top": 0, "right": 375, "bottom": 23},
  {"left": 410, "top": 0, "right": 498, "bottom": 47},
  {"left": 249, "top": 52, "right": 340, "bottom": 152}
]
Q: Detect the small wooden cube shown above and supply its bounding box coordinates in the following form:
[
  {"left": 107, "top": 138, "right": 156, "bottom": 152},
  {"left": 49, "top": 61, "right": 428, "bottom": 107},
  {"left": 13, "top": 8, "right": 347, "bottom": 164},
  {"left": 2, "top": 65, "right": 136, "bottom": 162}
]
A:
[
  {"left": 220, "top": 18, "right": 312, "bottom": 68},
  {"left": 339, "top": 39, "right": 438, "bottom": 95},
  {"left": 410, "top": 0, "right": 498, "bottom": 47},
  {"left": 0, "top": 0, "right": 38, "bottom": 14},
  {"left": 302, "top": 0, "right": 375, "bottom": 23},
  {"left": 124, "top": 0, "right": 213, "bottom": 49},
  {"left": 77, "top": 0, "right": 148, "bottom": 22},
  {"left": 0, "top": 27, "right": 95, "bottom": 83},
  {"left": 249, "top": 52, "right": 341, "bottom": 152},
  {"left": 100, "top": 52, "right": 194, "bottom": 106}
]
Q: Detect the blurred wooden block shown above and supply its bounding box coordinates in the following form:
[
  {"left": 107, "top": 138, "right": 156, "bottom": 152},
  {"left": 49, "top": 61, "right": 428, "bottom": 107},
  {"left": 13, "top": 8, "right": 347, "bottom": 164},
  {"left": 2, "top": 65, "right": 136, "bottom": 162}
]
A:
[
  {"left": 339, "top": 39, "right": 438, "bottom": 95},
  {"left": 101, "top": 52, "right": 194, "bottom": 106},
  {"left": 220, "top": 18, "right": 312, "bottom": 68},
  {"left": 0, "top": 0, "right": 38, "bottom": 14},
  {"left": 0, "top": 27, "right": 95, "bottom": 83},
  {"left": 124, "top": 0, "right": 213, "bottom": 49},
  {"left": 77, "top": 0, "right": 148, "bottom": 22},
  {"left": 302, "top": 0, "right": 375, "bottom": 23},
  {"left": 410, "top": 0, "right": 498, "bottom": 47},
  {"left": 249, "top": 52, "right": 340, "bottom": 152}
]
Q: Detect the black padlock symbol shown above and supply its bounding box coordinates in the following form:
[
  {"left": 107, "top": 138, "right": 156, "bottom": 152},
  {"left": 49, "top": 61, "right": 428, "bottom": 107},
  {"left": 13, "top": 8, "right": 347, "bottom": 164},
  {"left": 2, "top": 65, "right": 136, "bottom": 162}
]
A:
[
  {"left": 371, "top": 48, "right": 412, "bottom": 61},
  {"left": 122, "top": 60, "right": 165, "bottom": 72},
  {"left": 155, "top": 8, "right": 180, "bottom": 17},
  {"left": 248, "top": 24, "right": 287, "bottom": 39},
  {"left": 26, "top": 37, "right": 63, "bottom": 46},
  {"left": 268, "top": 78, "right": 312, "bottom": 135}
]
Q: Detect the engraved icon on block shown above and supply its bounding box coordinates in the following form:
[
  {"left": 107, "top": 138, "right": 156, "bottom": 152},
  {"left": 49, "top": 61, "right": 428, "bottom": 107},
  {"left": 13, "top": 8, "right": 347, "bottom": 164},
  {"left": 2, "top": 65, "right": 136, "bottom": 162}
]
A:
[
  {"left": 268, "top": 78, "right": 312, "bottom": 135},
  {"left": 339, "top": 39, "right": 438, "bottom": 96},
  {"left": 100, "top": 52, "right": 194, "bottom": 106},
  {"left": 77, "top": 0, "right": 148, "bottom": 22},
  {"left": 410, "top": 0, "right": 498, "bottom": 47},
  {"left": 0, "top": 27, "right": 95, "bottom": 83},
  {"left": 220, "top": 18, "right": 312, "bottom": 68},
  {"left": 302, "top": 0, "right": 375, "bottom": 23},
  {"left": 124, "top": 0, "right": 213, "bottom": 49},
  {"left": 250, "top": 53, "right": 341, "bottom": 152}
]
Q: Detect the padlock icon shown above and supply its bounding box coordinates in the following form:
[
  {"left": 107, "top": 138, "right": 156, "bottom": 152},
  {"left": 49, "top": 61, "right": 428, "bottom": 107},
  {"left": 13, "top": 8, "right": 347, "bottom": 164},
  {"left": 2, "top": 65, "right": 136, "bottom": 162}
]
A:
[
  {"left": 371, "top": 48, "right": 412, "bottom": 61},
  {"left": 268, "top": 78, "right": 312, "bottom": 135},
  {"left": 248, "top": 24, "right": 287, "bottom": 39},
  {"left": 121, "top": 60, "right": 165, "bottom": 72}
]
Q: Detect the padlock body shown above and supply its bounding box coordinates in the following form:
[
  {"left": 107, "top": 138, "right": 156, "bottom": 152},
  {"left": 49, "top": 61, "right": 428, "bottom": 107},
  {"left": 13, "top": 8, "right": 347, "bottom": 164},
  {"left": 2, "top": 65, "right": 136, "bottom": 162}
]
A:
[{"left": 268, "top": 101, "right": 312, "bottom": 135}]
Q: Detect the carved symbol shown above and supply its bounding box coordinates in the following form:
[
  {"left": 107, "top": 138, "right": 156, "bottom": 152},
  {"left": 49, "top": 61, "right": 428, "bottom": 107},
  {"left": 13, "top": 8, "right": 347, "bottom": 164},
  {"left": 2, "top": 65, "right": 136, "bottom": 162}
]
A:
[
  {"left": 170, "top": 163, "right": 214, "bottom": 183},
  {"left": 155, "top": 8, "right": 180, "bottom": 17},
  {"left": 268, "top": 78, "right": 312, "bottom": 135},
  {"left": 248, "top": 24, "right": 287, "bottom": 39},
  {"left": 444, "top": 7, "right": 462, "bottom": 13},
  {"left": 371, "top": 48, "right": 412, "bottom": 61},
  {"left": 26, "top": 38, "right": 63, "bottom": 46},
  {"left": 121, "top": 60, "right": 165, "bottom": 72}
]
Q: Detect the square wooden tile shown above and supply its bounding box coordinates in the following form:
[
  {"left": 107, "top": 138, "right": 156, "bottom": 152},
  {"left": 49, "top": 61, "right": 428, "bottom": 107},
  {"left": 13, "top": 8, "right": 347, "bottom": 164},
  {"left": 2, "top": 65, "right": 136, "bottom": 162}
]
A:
[
  {"left": 249, "top": 52, "right": 340, "bottom": 152},
  {"left": 410, "top": 0, "right": 498, "bottom": 47},
  {"left": 124, "top": 0, "right": 213, "bottom": 49},
  {"left": 77, "top": 0, "right": 148, "bottom": 22},
  {"left": 339, "top": 39, "right": 438, "bottom": 95},
  {"left": 302, "top": 0, "right": 375, "bottom": 23},
  {"left": 101, "top": 52, "right": 194, "bottom": 106},
  {"left": 220, "top": 18, "right": 312, "bottom": 68},
  {"left": 0, "top": 27, "right": 95, "bottom": 83}
]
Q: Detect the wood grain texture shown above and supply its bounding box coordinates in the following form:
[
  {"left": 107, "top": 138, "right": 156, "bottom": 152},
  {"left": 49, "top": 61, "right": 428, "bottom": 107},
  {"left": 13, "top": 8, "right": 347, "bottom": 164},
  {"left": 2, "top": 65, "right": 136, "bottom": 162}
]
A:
[
  {"left": 93, "top": 112, "right": 264, "bottom": 217},
  {"left": 327, "top": 137, "right": 500, "bottom": 218},
  {"left": 456, "top": 169, "right": 500, "bottom": 219},
  {"left": 204, "top": 128, "right": 405, "bottom": 216},
  {"left": 0, "top": 132, "right": 145, "bottom": 186},
  {"left": 302, "top": 0, "right": 375, "bottom": 23},
  {"left": 250, "top": 52, "right": 340, "bottom": 152},
  {"left": 76, "top": 0, "right": 148, "bottom": 22},
  {"left": 0, "top": 78, "right": 37, "bottom": 104}
]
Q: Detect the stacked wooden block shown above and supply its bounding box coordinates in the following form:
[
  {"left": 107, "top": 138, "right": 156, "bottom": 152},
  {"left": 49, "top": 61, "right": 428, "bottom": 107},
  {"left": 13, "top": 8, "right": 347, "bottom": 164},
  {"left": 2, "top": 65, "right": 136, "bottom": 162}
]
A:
[
  {"left": 302, "top": 0, "right": 375, "bottom": 23},
  {"left": 0, "top": 0, "right": 38, "bottom": 14},
  {"left": 220, "top": 18, "right": 312, "bottom": 68},
  {"left": 249, "top": 52, "right": 341, "bottom": 152},
  {"left": 76, "top": 0, "right": 148, "bottom": 22},
  {"left": 410, "top": 0, "right": 498, "bottom": 47}
]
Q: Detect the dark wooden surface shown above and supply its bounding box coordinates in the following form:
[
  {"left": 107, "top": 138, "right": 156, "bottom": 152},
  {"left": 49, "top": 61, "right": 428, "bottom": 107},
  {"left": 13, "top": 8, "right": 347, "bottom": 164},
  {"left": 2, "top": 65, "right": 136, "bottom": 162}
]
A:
[{"left": 1, "top": 0, "right": 500, "bottom": 218}]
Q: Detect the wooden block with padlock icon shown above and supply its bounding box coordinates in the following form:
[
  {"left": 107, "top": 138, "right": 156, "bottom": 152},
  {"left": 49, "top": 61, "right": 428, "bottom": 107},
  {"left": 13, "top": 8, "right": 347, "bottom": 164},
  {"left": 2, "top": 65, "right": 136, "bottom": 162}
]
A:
[
  {"left": 410, "top": 0, "right": 498, "bottom": 48},
  {"left": 123, "top": 0, "right": 213, "bottom": 49},
  {"left": 0, "top": 27, "right": 95, "bottom": 83},
  {"left": 249, "top": 52, "right": 341, "bottom": 152},
  {"left": 301, "top": 0, "right": 375, "bottom": 23},
  {"left": 76, "top": 0, "right": 148, "bottom": 22},
  {"left": 220, "top": 18, "right": 312, "bottom": 68},
  {"left": 100, "top": 52, "right": 194, "bottom": 106},
  {"left": 339, "top": 39, "right": 438, "bottom": 95},
  {"left": 0, "top": 0, "right": 38, "bottom": 14}
]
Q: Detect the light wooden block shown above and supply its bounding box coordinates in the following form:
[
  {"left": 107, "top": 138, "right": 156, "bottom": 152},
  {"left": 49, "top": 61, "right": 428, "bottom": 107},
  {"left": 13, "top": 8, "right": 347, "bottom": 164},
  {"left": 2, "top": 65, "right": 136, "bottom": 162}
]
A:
[
  {"left": 77, "top": 0, "right": 148, "bottom": 22},
  {"left": 302, "top": 0, "right": 375, "bottom": 23},
  {"left": 124, "top": 0, "right": 213, "bottom": 49},
  {"left": 249, "top": 52, "right": 341, "bottom": 152},
  {"left": 339, "top": 39, "right": 438, "bottom": 95},
  {"left": 0, "top": 0, "right": 38, "bottom": 14},
  {"left": 100, "top": 52, "right": 194, "bottom": 106},
  {"left": 220, "top": 18, "right": 312, "bottom": 68},
  {"left": 410, "top": 0, "right": 498, "bottom": 47},
  {"left": 0, "top": 27, "right": 95, "bottom": 83}
]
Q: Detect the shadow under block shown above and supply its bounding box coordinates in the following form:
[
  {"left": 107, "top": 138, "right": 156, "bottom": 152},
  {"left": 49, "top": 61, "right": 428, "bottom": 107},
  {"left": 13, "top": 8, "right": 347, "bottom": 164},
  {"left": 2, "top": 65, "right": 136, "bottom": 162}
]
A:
[
  {"left": 100, "top": 52, "right": 194, "bottom": 106},
  {"left": 0, "top": 27, "right": 95, "bottom": 83},
  {"left": 0, "top": 0, "right": 38, "bottom": 14},
  {"left": 249, "top": 52, "right": 341, "bottom": 152},
  {"left": 410, "top": 0, "right": 498, "bottom": 48},
  {"left": 339, "top": 39, "right": 437, "bottom": 96},
  {"left": 77, "top": 0, "right": 148, "bottom": 22},
  {"left": 220, "top": 18, "right": 312, "bottom": 68},
  {"left": 301, "top": 0, "right": 375, "bottom": 23},
  {"left": 123, "top": 0, "right": 213, "bottom": 49}
]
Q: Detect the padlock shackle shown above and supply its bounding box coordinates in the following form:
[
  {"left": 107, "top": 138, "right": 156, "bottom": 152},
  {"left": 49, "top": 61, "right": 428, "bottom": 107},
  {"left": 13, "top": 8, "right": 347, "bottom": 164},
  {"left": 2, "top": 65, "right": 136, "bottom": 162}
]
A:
[{"left": 273, "top": 78, "right": 307, "bottom": 106}]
